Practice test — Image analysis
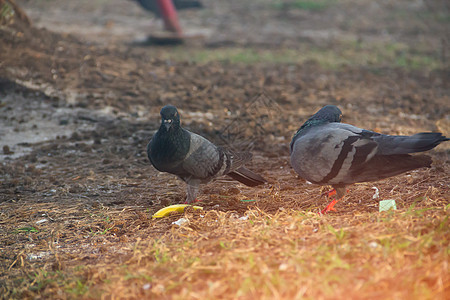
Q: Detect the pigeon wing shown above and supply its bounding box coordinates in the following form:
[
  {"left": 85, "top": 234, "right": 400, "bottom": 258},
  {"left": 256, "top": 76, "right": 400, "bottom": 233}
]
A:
[
  {"left": 180, "top": 132, "right": 228, "bottom": 182},
  {"left": 349, "top": 154, "right": 432, "bottom": 183},
  {"left": 291, "top": 123, "right": 378, "bottom": 184}
]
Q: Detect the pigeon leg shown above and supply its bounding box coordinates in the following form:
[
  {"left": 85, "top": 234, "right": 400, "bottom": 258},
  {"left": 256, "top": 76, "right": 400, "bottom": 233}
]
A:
[
  {"left": 321, "top": 188, "right": 337, "bottom": 198},
  {"left": 321, "top": 199, "right": 339, "bottom": 214},
  {"left": 185, "top": 185, "right": 199, "bottom": 204},
  {"left": 320, "top": 186, "right": 347, "bottom": 215}
]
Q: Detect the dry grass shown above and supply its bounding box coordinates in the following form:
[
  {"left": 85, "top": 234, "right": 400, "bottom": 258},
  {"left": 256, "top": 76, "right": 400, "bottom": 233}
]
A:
[
  {"left": 1, "top": 165, "right": 449, "bottom": 299},
  {"left": 102, "top": 208, "right": 449, "bottom": 299}
]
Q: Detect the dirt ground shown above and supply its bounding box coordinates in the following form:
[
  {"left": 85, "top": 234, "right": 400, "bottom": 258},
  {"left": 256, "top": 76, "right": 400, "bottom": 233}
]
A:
[{"left": 0, "top": 0, "right": 449, "bottom": 299}]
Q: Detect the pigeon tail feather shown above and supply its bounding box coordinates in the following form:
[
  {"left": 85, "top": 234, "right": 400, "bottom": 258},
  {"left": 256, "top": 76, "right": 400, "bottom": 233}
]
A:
[
  {"left": 377, "top": 133, "right": 449, "bottom": 155},
  {"left": 224, "top": 151, "right": 253, "bottom": 172},
  {"left": 227, "top": 167, "right": 266, "bottom": 187}
]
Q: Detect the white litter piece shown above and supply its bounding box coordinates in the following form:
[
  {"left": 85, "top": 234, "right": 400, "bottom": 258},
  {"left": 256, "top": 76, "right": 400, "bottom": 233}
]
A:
[
  {"left": 36, "top": 219, "right": 48, "bottom": 224},
  {"left": 372, "top": 187, "right": 379, "bottom": 199},
  {"left": 369, "top": 241, "right": 379, "bottom": 249},
  {"left": 172, "top": 218, "right": 189, "bottom": 226},
  {"left": 238, "top": 215, "right": 249, "bottom": 221},
  {"left": 27, "top": 251, "right": 51, "bottom": 260}
]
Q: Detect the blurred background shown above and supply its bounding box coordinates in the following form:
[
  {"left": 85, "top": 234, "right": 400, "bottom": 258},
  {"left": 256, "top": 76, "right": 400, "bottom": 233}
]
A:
[{"left": 10, "top": 0, "right": 450, "bottom": 68}]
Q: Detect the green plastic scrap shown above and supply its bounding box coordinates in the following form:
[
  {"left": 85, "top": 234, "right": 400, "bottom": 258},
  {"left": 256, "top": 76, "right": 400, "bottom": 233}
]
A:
[{"left": 379, "top": 199, "right": 397, "bottom": 212}]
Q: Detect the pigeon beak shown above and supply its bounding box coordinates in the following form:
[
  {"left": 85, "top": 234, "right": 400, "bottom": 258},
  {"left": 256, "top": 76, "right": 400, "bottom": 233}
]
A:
[{"left": 163, "top": 120, "right": 172, "bottom": 131}]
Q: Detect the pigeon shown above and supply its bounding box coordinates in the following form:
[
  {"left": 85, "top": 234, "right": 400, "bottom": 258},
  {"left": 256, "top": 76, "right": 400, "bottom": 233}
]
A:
[
  {"left": 290, "top": 105, "right": 449, "bottom": 214},
  {"left": 148, "top": 105, "right": 266, "bottom": 203}
]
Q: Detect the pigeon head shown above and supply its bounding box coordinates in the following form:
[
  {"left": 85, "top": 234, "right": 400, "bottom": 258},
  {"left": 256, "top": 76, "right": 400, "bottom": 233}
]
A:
[
  {"left": 300, "top": 105, "right": 342, "bottom": 130},
  {"left": 160, "top": 105, "right": 181, "bottom": 131},
  {"left": 310, "top": 105, "right": 342, "bottom": 123}
]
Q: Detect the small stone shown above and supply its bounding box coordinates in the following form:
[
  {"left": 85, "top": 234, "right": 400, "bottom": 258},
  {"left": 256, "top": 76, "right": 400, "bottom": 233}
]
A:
[{"left": 3, "top": 145, "right": 14, "bottom": 155}]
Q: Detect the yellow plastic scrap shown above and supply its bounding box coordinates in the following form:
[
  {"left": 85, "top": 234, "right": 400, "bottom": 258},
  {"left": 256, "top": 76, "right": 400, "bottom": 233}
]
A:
[{"left": 152, "top": 204, "right": 203, "bottom": 219}]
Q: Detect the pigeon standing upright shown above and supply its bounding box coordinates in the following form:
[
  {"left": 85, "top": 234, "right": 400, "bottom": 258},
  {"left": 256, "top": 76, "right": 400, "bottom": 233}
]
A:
[
  {"left": 290, "top": 105, "right": 449, "bottom": 214},
  {"left": 148, "top": 105, "right": 266, "bottom": 203}
]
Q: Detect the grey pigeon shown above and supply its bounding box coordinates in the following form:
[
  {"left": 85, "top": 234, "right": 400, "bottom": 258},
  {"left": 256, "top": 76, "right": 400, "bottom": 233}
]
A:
[
  {"left": 290, "top": 105, "right": 449, "bottom": 213},
  {"left": 148, "top": 105, "right": 266, "bottom": 203}
]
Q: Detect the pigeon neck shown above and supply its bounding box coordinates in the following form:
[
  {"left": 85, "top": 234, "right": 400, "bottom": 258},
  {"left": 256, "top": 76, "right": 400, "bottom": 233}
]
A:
[
  {"left": 290, "top": 118, "right": 330, "bottom": 152},
  {"left": 294, "top": 118, "right": 329, "bottom": 135}
]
